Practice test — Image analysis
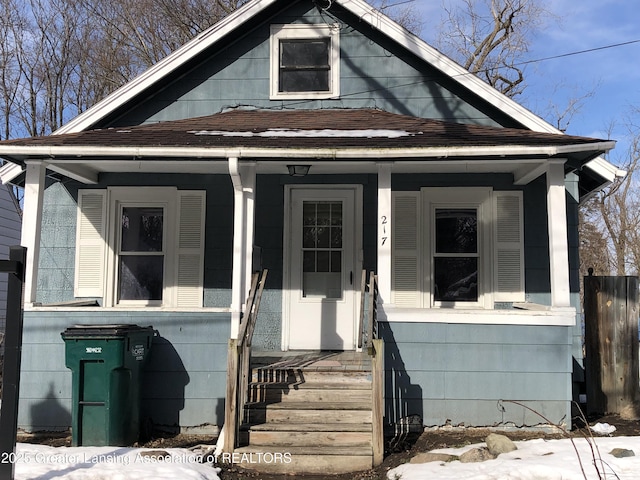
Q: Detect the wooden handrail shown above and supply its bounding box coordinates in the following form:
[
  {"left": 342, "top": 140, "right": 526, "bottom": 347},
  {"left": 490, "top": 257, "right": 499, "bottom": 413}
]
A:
[
  {"left": 223, "top": 269, "right": 268, "bottom": 453},
  {"left": 357, "top": 269, "right": 367, "bottom": 349},
  {"left": 367, "top": 271, "right": 379, "bottom": 349},
  {"left": 360, "top": 271, "right": 383, "bottom": 466},
  {"left": 358, "top": 271, "right": 379, "bottom": 349}
]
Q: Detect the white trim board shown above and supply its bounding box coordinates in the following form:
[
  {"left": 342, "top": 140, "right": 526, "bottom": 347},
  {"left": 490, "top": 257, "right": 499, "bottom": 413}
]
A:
[{"left": 380, "top": 305, "right": 577, "bottom": 326}]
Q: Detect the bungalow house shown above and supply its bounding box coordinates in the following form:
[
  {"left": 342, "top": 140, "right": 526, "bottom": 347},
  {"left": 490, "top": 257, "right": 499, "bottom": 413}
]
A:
[{"left": 0, "top": 0, "right": 623, "bottom": 473}]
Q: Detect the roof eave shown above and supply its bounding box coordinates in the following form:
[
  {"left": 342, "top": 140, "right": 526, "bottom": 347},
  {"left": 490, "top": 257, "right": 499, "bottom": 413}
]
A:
[{"left": 0, "top": 141, "right": 615, "bottom": 161}]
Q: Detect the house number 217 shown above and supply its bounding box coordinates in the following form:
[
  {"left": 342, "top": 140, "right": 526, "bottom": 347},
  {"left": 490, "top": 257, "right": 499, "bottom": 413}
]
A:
[{"left": 381, "top": 216, "right": 388, "bottom": 246}]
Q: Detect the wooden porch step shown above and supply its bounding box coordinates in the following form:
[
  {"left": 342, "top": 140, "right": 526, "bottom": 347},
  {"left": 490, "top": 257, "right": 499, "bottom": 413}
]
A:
[
  {"left": 251, "top": 369, "right": 372, "bottom": 384},
  {"left": 244, "top": 429, "right": 372, "bottom": 447},
  {"left": 244, "top": 422, "right": 372, "bottom": 432},
  {"left": 249, "top": 385, "right": 372, "bottom": 403},
  {"left": 231, "top": 445, "right": 373, "bottom": 474},
  {"left": 247, "top": 401, "right": 371, "bottom": 410},
  {"left": 246, "top": 405, "right": 373, "bottom": 424}
]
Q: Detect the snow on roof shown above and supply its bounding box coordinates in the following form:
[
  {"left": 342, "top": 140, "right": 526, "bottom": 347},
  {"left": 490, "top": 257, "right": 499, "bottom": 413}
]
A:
[{"left": 188, "top": 128, "right": 417, "bottom": 138}]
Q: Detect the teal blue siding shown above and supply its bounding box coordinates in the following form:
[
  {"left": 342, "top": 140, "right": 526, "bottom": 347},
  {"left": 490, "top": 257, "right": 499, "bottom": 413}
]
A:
[
  {"left": 380, "top": 321, "right": 572, "bottom": 427},
  {"left": 102, "top": 1, "right": 516, "bottom": 129},
  {"left": 19, "top": 311, "right": 230, "bottom": 433}
]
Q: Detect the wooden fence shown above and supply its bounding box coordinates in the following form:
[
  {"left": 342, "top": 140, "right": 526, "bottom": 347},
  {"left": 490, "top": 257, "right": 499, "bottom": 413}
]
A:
[{"left": 584, "top": 274, "right": 640, "bottom": 418}]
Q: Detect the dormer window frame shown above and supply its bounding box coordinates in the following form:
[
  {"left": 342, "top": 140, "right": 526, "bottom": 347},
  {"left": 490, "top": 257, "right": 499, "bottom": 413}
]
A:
[{"left": 270, "top": 24, "right": 340, "bottom": 100}]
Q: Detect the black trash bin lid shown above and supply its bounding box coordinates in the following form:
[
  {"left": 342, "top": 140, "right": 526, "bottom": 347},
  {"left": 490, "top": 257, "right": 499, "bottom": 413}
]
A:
[{"left": 61, "top": 324, "right": 154, "bottom": 338}]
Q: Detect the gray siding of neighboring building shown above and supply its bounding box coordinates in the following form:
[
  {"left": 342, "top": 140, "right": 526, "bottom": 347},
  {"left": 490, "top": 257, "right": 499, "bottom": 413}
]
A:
[
  {"left": 0, "top": 184, "right": 21, "bottom": 335},
  {"left": 19, "top": 310, "right": 230, "bottom": 433}
]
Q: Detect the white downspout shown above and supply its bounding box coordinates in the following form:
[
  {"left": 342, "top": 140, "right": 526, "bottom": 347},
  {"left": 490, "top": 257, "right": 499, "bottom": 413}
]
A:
[{"left": 229, "top": 157, "right": 245, "bottom": 339}]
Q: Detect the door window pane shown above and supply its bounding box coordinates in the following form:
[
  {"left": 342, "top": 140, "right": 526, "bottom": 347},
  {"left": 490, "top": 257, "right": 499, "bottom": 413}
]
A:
[{"left": 302, "top": 201, "right": 342, "bottom": 298}]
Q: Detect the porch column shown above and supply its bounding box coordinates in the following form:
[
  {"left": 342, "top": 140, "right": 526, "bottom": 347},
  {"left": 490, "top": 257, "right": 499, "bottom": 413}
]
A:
[
  {"left": 377, "top": 163, "right": 392, "bottom": 303},
  {"left": 21, "top": 160, "right": 46, "bottom": 305},
  {"left": 229, "top": 158, "right": 256, "bottom": 338},
  {"left": 546, "top": 160, "right": 571, "bottom": 307}
]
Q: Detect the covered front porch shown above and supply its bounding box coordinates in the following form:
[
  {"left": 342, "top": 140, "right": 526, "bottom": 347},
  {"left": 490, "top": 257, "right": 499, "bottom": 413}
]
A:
[
  {"left": 1, "top": 110, "right": 616, "bottom": 342},
  {"left": 0, "top": 108, "right": 619, "bottom": 438}
]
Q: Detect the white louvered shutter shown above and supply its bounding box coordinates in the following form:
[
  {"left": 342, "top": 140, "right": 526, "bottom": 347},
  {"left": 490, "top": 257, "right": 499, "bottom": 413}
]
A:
[
  {"left": 493, "top": 191, "right": 525, "bottom": 302},
  {"left": 392, "top": 192, "right": 421, "bottom": 307},
  {"left": 75, "top": 190, "right": 107, "bottom": 297},
  {"left": 175, "top": 191, "right": 206, "bottom": 307}
]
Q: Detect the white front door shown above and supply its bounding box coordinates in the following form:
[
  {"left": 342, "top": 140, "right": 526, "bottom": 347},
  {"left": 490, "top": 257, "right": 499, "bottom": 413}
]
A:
[{"left": 285, "top": 186, "right": 361, "bottom": 350}]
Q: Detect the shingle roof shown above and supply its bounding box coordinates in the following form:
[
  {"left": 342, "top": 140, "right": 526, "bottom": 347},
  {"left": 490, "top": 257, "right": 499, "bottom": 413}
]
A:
[{"left": 1, "top": 109, "right": 607, "bottom": 152}]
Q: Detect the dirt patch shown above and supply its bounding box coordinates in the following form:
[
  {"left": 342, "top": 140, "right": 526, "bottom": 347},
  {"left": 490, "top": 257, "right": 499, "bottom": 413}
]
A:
[{"left": 16, "top": 414, "right": 640, "bottom": 480}]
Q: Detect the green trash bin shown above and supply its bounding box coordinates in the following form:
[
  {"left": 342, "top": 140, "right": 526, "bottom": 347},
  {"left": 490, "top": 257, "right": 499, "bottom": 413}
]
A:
[{"left": 61, "top": 324, "right": 155, "bottom": 446}]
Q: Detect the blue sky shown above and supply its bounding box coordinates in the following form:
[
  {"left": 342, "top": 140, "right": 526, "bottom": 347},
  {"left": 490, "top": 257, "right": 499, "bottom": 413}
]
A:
[{"left": 410, "top": 0, "right": 640, "bottom": 164}]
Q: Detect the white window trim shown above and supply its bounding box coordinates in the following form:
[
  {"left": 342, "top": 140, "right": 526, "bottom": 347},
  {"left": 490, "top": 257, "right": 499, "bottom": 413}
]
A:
[
  {"left": 391, "top": 187, "right": 527, "bottom": 316},
  {"left": 270, "top": 24, "right": 340, "bottom": 100},
  {"left": 423, "top": 187, "right": 493, "bottom": 309},
  {"left": 75, "top": 186, "right": 206, "bottom": 309},
  {"left": 380, "top": 305, "right": 577, "bottom": 326}
]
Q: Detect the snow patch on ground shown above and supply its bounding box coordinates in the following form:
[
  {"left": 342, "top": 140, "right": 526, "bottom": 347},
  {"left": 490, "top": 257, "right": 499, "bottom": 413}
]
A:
[
  {"left": 14, "top": 443, "right": 221, "bottom": 480},
  {"left": 388, "top": 436, "right": 640, "bottom": 480}
]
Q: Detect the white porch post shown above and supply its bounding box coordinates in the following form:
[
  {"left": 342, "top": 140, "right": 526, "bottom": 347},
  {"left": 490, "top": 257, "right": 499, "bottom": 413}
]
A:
[
  {"left": 21, "top": 160, "right": 46, "bottom": 305},
  {"left": 546, "top": 160, "right": 571, "bottom": 307},
  {"left": 229, "top": 158, "right": 256, "bottom": 339},
  {"left": 377, "top": 163, "right": 392, "bottom": 303}
]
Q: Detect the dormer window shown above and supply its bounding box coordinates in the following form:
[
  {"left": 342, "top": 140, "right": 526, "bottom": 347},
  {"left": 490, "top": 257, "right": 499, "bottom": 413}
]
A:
[{"left": 270, "top": 24, "right": 340, "bottom": 99}]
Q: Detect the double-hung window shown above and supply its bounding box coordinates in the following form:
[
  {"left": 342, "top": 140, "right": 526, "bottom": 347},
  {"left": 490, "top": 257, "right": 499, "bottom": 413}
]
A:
[
  {"left": 392, "top": 187, "right": 524, "bottom": 309},
  {"left": 433, "top": 207, "right": 479, "bottom": 304},
  {"left": 75, "top": 187, "right": 206, "bottom": 308},
  {"left": 117, "top": 205, "right": 165, "bottom": 304},
  {"left": 270, "top": 24, "right": 340, "bottom": 99}
]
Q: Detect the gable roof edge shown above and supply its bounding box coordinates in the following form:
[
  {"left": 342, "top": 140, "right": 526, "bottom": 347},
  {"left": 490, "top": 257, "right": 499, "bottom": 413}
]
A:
[
  {"left": 52, "top": 0, "right": 622, "bottom": 189},
  {"left": 344, "top": 0, "right": 559, "bottom": 134},
  {"left": 58, "top": 0, "right": 562, "bottom": 137},
  {"left": 55, "top": 0, "right": 280, "bottom": 135}
]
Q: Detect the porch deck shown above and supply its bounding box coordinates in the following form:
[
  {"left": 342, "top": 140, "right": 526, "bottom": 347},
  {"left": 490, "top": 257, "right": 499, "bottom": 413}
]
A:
[{"left": 250, "top": 350, "right": 372, "bottom": 371}]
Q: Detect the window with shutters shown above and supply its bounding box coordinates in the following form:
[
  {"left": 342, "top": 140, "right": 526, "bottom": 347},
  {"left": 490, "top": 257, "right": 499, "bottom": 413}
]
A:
[
  {"left": 391, "top": 187, "right": 524, "bottom": 309},
  {"left": 270, "top": 24, "right": 340, "bottom": 99},
  {"left": 75, "top": 187, "right": 206, "bottom": 308}
]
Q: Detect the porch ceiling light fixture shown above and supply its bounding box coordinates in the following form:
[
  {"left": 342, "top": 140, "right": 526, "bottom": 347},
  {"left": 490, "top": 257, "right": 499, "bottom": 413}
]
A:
[{"left": 287, "top": 165, "right": 311, "bottom": 177}]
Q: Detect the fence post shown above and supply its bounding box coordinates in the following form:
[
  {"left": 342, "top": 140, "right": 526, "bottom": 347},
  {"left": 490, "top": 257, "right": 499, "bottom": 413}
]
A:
[
  {"left": 584, "top": 275, "right": 640, "bottom": 418},
  {"left": 0, "top": 246, "right": 27, "bottom": 480}
]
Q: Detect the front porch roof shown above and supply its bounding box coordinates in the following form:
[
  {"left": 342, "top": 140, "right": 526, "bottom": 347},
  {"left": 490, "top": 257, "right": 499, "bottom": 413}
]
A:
[{"left": 0, "top": 109, "right": 615, "bottom": 187}]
